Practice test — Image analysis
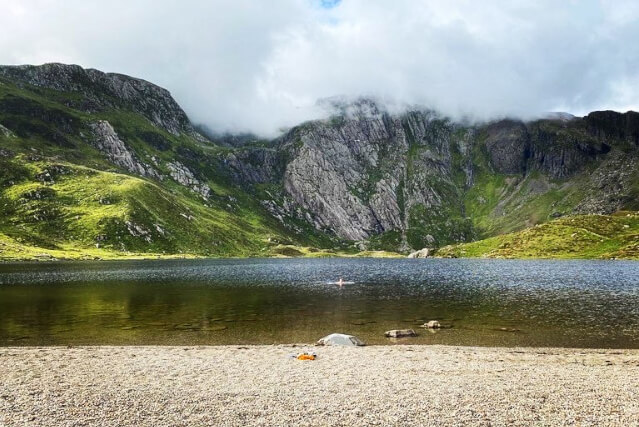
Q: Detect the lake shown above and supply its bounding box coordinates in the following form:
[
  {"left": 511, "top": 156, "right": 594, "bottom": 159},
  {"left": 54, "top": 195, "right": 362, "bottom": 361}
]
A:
[{"left": 1, "top": 258, "right": 639, "bottom": 347}]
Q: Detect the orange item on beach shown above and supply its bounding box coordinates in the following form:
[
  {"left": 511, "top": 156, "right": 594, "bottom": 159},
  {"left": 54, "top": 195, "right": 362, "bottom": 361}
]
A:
[{"left": 297, "top": 353, "right": 315, "bottom": 360}]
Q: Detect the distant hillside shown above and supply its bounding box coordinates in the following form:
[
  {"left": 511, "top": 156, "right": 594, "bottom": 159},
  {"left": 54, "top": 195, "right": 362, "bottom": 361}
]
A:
[
  {"left": 436, "top": 212, "right": 639, "bottom": 259},
  {"left": 0, "top": 63, "right": 638, "bottom": 260}
]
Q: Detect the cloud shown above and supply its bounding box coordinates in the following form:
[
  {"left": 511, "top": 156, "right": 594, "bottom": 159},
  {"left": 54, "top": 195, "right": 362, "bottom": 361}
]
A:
[{"left": 0, "top": 0, "right": 638, "bottom": 136}]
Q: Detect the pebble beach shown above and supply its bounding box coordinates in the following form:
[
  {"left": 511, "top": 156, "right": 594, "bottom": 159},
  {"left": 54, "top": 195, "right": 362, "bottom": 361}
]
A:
[{"left": 1, "top": 345, "right": 639, "bottom": 426}]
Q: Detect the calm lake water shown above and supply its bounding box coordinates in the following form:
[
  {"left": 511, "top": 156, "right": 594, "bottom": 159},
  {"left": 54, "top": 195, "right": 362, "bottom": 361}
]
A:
[{"left": 1, "top": 258, "right": 639, "bottom": 347}]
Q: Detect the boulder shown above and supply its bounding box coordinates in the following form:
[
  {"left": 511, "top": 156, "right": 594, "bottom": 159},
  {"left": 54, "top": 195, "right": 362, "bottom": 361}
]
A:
[
  {"left": 407, "top": 248, "right": 431, "bottom": 258},
  {"left": 316, "top": 333, "right": 365, "bottom": 346},
  {"left": 423, "top": 320, "right": 441, "bottom": 329},
  {"left": 384, "top": 329, "right": 417, "bottom": 338}
]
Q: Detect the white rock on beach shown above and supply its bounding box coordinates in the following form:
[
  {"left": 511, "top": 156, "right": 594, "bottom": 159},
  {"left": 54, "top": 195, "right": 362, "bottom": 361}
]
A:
[{"left": 316, "top": 333, "right": 365, "bottom": 346}]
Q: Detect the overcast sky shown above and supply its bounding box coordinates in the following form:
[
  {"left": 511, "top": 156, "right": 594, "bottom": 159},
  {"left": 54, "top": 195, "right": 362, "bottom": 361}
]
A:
[{"left": 1, "top": 0, "right": 638, "bottom": 136}]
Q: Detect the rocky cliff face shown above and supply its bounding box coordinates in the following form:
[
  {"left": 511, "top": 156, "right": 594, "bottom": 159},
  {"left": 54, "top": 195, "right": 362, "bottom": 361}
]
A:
[
  {"left": 585, "top": 111, "right": 639, "bottom": 146},
  {"left": 0, "top": 63, "right": 200, "bottom": 137},
  {"left": 166, "top": 161, "right": 211, "bottom": 199},
  {"left": 90, "top": 120, "right": 160, "bottom": 179},
  {"left": 235, "top": 101, "right": 639, "bottom": 250},
  {"left": 280, "top": 102, "right": 406, "bottom": 240},
  {"left": 269, "top": 105, "right": 471, "bottom": 247}
]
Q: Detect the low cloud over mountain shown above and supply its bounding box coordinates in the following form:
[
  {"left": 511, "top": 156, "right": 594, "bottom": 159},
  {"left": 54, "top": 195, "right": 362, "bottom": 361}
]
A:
[{"left": 1, "top": 0, "right": 639, "bottom": 136}]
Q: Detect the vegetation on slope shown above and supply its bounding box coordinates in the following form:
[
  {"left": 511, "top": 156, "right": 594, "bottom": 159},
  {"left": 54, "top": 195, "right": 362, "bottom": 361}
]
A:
[
  {"left": 436, "top": 212, "right": 639, "bottom": 259},
  {"left": 0, "top": 155, "right": 301, "bottom": 260}
]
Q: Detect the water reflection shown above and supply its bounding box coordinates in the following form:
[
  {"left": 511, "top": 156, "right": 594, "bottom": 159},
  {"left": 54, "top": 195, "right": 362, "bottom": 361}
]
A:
[{"left": 1, "top": 258, "right": 639, "bottom": 347}]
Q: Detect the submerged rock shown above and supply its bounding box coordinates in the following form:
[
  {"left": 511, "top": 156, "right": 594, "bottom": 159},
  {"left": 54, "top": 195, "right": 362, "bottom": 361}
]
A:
[
  {"left": 384, "top": 329, "right": 417, "bottom": 338},
  {"left": 423, "top": 320, "right": 441, "bottom": 329},
  {"left": 316, "top": 333, "right": 365, "bottom": 346}
]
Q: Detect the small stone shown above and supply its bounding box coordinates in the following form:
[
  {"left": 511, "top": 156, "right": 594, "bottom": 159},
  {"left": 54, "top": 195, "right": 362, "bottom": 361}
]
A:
[{"left": 493, "top": 327, "right": 520, "bottom": 333}]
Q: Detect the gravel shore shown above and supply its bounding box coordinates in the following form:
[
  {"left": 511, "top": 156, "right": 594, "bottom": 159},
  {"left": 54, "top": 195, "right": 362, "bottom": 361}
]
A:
[{"left": 1, "top": 345, "right": 639, "bottom": 426}]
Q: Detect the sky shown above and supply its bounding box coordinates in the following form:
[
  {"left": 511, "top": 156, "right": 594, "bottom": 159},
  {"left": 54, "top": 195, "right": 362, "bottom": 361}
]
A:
[{"left": 1, "top": 0, "right": 638, "bottom": 136}]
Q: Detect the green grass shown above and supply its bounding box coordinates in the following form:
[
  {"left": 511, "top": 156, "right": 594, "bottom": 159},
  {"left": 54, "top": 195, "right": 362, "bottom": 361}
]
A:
[
  {"left": 436, "top": 212, "right": 639, "bottom": 259},
  {"left": 0, "top": 155, "right": 304, "bottom": 260}
]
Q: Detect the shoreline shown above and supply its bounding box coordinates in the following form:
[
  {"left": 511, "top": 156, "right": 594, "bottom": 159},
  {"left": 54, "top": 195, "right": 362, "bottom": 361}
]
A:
[
  {"left": 0, "top": 250, "right": 404, "bottom": 263},
  {"left": 2, "top": 345, "right": 638, "bottom": 425},
  {"left": 2, "top": 254, "right": 639, "bottom": 263},
  {"left": 4, "top": 342, "right": 639, "bottom": 350}
]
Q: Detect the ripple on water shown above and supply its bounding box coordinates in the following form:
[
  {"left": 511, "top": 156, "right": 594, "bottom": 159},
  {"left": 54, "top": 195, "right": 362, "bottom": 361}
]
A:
[{"left": 0, "top": 258, "right": 638, "bottom": 347}]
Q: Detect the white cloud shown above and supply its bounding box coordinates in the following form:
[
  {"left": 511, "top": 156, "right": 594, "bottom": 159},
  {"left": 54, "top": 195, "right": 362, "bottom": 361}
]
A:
[{"left": 0, "top": 0, "right": 638, "bottom": 136}]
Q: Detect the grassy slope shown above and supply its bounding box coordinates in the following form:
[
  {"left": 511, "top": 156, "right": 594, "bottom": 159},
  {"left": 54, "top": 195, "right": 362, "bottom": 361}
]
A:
[
  {"left": 0, "top": 154, "right": 293, "bottom": 259},
  {"left": 437, "top": 212, "right": 639, "bottom": 259},
  {"left": 455, "top": 126, "right": 639, "bottom": 259}
]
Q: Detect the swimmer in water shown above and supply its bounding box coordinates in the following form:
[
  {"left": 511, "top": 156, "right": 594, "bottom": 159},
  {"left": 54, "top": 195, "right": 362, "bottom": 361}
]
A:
[{"left": 337, "top": 277, "right": 344, "bottom": 287}]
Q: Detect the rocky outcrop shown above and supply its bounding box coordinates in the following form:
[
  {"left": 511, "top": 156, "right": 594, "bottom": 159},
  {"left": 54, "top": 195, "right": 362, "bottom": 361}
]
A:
[
  {"left": 90, "top": 121, "right": 211, "bottom": 200},
  {"left": 482, "top": 117, "right": 612, "bottom": 178},
  {"left": 526, "top": 120, "right": 609, "bottom": 178},
  {"left": 89, "top": 120, "right": 160, "bottom": 179},
  {"left": 0, "top": 63, "right": 199, "bottom": 136},
  {"left": 166, "top": 161, "right": 211, "bottom": 199},
  {"left": 0, "top": 123, "right": 14, "bottom": 138},
  {"left": 484, "top": 120, "right": 529, "bottom": 174},
  {"left": 573, "top": 150, "right": 639, "bottom": 214},
  {"left": 407, "top": 248, "right": 431, "bottom": 258},
  {"left": 221, "top": 148, "right": 285, "bottom": 185},
  {"left": 586, "top": 111, "right": 639, "bottom": 146},
  {"left": 283, "top": 139, "right": 383, "bottom": 240},
  {"left": 279, "top": 103, "right": 458, "bottom": 241},
  {"left": 125, "top": 221, "right": 152, "bottom": 243}
]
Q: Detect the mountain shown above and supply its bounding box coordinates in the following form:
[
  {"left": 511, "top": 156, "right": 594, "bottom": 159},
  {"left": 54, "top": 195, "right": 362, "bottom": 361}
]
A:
[
  {"left": 0, "top": 63, "right": 342, "bottom": 260},
  {"left": 267, "top": 100, "right": 639, "bottom": 251},
  {"left": 0, "top": 63, "right": 638, "bottom": 260}
]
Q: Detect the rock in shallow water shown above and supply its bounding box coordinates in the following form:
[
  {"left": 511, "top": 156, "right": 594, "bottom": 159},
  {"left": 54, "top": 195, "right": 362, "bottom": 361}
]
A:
[
  {"left": 384, "top": 329, "right": 417, "bottom": 338},
  {"left": 423, "top": 320, "right": 441, "bottom": 329}
]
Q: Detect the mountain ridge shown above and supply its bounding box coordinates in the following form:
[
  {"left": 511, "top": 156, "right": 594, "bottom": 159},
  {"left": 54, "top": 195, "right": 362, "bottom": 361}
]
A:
[{"left": 0, "top": 63, "right": 638, "bottom": 260}]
